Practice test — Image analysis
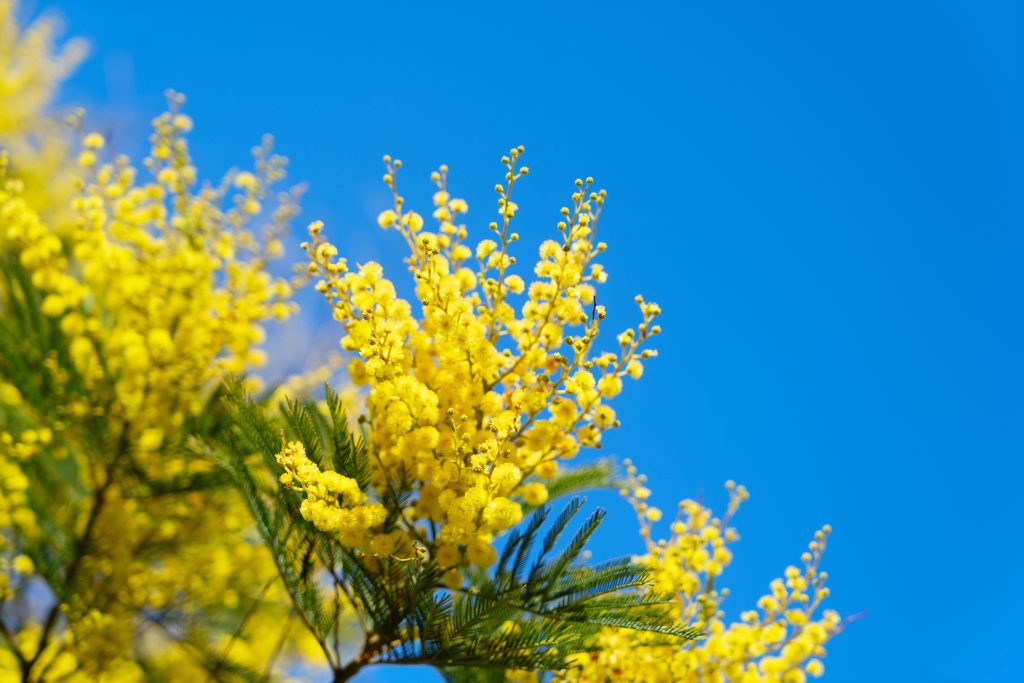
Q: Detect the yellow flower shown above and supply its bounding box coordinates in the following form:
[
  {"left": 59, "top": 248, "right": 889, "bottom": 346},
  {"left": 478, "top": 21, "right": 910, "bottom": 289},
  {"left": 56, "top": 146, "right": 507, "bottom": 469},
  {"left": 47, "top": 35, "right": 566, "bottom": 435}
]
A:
[
  {"left": 137, "top": 428, "right": 164, "bottom": 451},
  {"left": 442, "top": 568, "right": 463, "bottom": 590},
  {"left": 806, "top": 659, "right": 825, "bottom": 677},
  {"left": 521, "top": 482, "right": 548, "bottom": 506},
  {"left": 466, "top": 538, "right": 498, "bottom": 568},
  {"left": 12, "top": 554, "right": 34, "bottom": 574},
  {"left": 82, "top": 132, "right": 105, "bottom": 149}
]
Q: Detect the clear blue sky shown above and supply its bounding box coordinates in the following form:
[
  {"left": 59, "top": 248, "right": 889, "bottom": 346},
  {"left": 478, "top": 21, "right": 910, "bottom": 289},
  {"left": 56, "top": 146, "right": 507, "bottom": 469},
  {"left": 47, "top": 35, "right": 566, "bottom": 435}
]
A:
[{"left": 43, "top": 1, "right": 1024, "bottom": 681}]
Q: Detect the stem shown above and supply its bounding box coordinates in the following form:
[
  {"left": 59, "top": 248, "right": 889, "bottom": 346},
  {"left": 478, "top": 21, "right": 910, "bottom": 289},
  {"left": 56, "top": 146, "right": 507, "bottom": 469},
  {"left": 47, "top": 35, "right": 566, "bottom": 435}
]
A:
[
  {"left": 206, "top": 576, "right": 276, "bottom": 682},
  {"left": 21, "top": 428, "right": 129, "bottom": 682},
  {"left": 22, "top": 475, "right": 112, "bottom": 681},
  {"left": 259, "top": 610, "right": 294, "bottom": 682},
  {"left": 0, "top": 614, "right": 27, "bottom": 669},
  {"left": 333, "top": 634, "right": 384, "bottom": 682}
]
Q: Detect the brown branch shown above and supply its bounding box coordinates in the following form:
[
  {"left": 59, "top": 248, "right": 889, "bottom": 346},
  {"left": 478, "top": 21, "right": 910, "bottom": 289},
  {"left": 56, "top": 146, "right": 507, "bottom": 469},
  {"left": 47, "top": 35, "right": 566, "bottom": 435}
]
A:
[{"left": 333, "top": 633, "right": 385, "bottom": 683}]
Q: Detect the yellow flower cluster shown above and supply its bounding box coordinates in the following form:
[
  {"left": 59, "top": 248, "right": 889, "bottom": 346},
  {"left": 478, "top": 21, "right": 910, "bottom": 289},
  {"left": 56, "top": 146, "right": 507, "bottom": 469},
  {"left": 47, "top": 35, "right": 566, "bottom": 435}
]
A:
[
  {"left": 299, "top": 148, "right": 660, "bottom": 577},
  {"left": 0, "top": 0, "right": 85, "bottom": 226},
  {"left": 0, "top": 85, "right": 308, "bottom": 678},
  {"left": 0, "top": 418, "right": 47, "bottom": 570},
  {"left": 277, "top": 440, "right": 391, "bottom": 550},
  {"left": 556, "top": 462, "right": 842, "bottom": 683},
  {"left": 36, "top": 486, "right": 320, "bottom": 682},
  {"left": 2, "top": 91, "right": 298, "bottom": 458}
]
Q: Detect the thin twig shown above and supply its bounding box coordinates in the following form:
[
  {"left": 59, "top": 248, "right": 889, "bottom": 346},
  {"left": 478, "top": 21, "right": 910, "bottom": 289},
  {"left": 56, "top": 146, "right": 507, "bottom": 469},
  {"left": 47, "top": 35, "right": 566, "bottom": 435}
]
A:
[
  {"left": 259, "top": 610, "right": 295, "bottom": 681},
  {"left": 206, "top": 576, "right": 277, "bottom": 682}
]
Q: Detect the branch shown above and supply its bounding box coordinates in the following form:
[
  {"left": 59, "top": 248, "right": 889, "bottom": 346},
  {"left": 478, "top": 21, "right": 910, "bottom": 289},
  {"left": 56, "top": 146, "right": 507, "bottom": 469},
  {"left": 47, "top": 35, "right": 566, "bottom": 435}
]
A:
[
  {"left": 24, "top": 471, "right": 113, "bottom": 678},
  {"left": 333, "top": 633, "right": 386, "bottom": 683},
  {"left": 23, "top": 427, "right": 130, "bottom": 680},
  {"left": 0, "top": 613, "right": 27, "bottom": 669},
  {"left": 206, "top": 576, "right": 277, "bottom": 682}
]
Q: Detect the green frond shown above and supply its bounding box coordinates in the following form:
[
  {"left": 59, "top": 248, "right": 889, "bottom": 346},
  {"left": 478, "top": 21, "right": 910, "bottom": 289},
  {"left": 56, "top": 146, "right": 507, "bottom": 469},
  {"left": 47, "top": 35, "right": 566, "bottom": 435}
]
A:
[
  {"left": 496, "top": 503, "right": 549, "bottom": 584},
  {"left": 324, "top": 384, "right": 370, "bottom": 490},
  {"left": 280, "top": 396, "right": 326, "bottom": 466},
  {"left": 199, "top": 391, "right": 697, "bottom": 681},
  {"left": 534, "top": 508, "right": 606, "bottom": 599},
  {"left": 220, "top": 378, "right": 283, "bottom": 472},
  {"left": 525, "top": 458, "right": 618, "bottom": 511},
  {"left": 537, "top": 496, "right": 584, "bottom": 567}
]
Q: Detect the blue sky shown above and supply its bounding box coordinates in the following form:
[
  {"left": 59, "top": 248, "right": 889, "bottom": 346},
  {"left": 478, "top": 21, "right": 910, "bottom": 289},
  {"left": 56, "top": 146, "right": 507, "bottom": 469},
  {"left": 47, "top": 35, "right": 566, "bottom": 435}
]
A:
[{"left": 42, "top": 1, "right": 1024, "bottom": 681}]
